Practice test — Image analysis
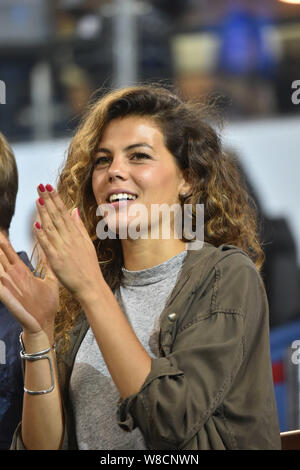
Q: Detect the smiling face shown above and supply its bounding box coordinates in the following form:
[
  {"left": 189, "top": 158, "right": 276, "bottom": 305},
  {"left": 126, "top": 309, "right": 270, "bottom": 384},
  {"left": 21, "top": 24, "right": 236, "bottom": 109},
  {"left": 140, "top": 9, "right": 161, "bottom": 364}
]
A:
[{"left": 92, "top": 115, "right": 191, "bottom": 239}]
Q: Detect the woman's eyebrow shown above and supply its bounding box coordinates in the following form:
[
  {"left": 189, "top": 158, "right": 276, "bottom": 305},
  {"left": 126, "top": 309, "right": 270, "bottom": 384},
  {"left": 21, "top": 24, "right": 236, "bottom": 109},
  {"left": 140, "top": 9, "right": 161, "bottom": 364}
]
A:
[{"left": 96, "top": 143, "right": 154, "bottom": 153}]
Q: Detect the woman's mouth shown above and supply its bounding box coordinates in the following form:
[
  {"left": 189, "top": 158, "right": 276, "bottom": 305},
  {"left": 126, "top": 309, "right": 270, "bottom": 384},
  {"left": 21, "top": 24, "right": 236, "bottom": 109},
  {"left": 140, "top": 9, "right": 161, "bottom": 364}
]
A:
[
  {"left": 106, "top": 193, "right": 138, "bottom": 208},
  {"left": 109, "top": 199, "right": 137, "bottom": 209}
]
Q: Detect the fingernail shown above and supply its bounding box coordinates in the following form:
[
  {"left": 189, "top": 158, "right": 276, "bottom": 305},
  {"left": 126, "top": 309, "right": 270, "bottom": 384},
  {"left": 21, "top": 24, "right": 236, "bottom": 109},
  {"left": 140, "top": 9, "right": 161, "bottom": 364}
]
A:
[
  {"left": 46, "top": 184, "right": 53, "bottom": 192},
  {"left": 38, "top": 184, "right": 45, "bottom": 192},
  {"left": 35, "top": 222, "right": 41, "bottom": 229},
  {"left": 38, "top": 197, "right": 45, "bottom": 206},
  {"left": 77, "top": 208, "right": 80, "bottom": 217}
]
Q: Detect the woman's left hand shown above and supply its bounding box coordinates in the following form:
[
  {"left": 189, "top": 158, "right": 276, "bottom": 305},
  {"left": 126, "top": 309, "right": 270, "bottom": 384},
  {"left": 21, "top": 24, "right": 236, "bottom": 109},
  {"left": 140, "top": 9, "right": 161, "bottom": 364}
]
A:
[{"left": 34, "top": 184, "right": 104, "bottom": 304}]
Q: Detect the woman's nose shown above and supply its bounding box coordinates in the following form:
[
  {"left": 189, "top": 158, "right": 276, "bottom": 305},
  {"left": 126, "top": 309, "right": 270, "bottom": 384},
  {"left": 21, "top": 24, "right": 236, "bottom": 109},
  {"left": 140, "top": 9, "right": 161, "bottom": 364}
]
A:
[{"left": 107, "top": 157, "right": 128, "bottom": 180}]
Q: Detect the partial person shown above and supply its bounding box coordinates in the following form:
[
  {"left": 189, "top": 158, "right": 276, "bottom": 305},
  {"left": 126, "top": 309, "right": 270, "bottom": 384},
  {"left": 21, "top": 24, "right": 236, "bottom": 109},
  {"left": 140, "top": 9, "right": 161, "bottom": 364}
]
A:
[{"left": 0, "top": 132, "right": 33, "bottom": 449}]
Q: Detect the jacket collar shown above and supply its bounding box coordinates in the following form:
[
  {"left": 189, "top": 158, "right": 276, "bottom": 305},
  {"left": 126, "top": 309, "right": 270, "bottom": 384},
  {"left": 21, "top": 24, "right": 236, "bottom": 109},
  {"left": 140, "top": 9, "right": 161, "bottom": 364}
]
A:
[{"left": 163, "top": 241, "right": 216, "bottom": 307}]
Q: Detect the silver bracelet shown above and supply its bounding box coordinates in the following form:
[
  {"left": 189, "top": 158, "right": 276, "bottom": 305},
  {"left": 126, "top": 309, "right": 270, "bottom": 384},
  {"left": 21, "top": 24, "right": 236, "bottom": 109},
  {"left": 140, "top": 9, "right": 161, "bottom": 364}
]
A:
[
  {"left": 19, "top": 331, "right": 56, "bottom": 356},
  {"left": 19, "top": 332, "right": 56, "bottom": 395}
]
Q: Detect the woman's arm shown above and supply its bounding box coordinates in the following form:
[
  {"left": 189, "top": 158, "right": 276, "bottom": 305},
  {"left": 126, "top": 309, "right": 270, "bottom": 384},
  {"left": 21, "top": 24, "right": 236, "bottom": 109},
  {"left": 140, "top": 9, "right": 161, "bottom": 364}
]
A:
[
  {"left": 78, "top": 283, "right": 152, "bottom": 400},
  {"left": 34, "top": 186, "right": 152, "bottom": 401},
  {"left": 21, "top": 330, "right": 64, "bottom": 450},
  {"left": 0, "top": 232, "right": 64, "bottom": 450}
]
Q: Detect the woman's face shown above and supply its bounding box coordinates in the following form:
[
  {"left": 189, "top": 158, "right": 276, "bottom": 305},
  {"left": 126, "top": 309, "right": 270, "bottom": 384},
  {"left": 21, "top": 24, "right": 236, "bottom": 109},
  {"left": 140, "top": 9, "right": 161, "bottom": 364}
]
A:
[{"left": 92, "top": 115, "right": 190, "bottom": 238}]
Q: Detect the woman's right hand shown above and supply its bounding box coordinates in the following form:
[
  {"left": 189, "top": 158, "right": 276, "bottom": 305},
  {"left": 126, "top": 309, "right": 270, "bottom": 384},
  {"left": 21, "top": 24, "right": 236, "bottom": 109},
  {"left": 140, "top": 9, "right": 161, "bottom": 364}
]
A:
[{"left": 0, "top": 232, "right": 59, "bottom": 343}]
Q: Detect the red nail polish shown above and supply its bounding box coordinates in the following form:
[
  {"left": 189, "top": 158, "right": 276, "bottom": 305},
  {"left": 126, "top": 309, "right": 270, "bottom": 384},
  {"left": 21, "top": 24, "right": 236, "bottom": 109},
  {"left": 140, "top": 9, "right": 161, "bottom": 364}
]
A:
[
  {"left": 35, "top": 222, "right": 41, "bottom": 229},
  {"left": 38, "top": 197, "right": 45, "bottom": 206},
  {"left": 38, "top": 184, "right": 45, "bottom": 192},
  {"left": 46, "top": 184, "right": 53, "bottom": 192}
]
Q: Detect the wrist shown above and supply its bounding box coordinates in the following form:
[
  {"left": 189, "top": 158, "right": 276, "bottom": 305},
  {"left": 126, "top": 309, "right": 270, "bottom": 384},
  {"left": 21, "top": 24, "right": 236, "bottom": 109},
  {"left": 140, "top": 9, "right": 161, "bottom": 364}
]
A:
[
  {"left": 22, "top": 329, "right": 53, "bottom": 355},
  {"left": 76, "top": 279, "right": 108, "bottom": 310}
]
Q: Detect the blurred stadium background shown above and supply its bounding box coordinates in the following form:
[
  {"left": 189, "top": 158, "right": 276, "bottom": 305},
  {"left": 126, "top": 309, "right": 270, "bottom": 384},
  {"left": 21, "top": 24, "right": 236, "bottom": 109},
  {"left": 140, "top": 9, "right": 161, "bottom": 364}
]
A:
[{"left": 0, "top": 0, "right": 300, "bottom": 433}]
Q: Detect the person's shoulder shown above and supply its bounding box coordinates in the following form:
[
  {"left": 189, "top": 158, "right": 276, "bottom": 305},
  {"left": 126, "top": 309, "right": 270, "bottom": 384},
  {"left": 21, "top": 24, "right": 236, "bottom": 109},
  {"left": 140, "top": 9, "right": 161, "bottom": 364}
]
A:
[
  {"left": 186, "top": 243, "right": 266, "bottom": 318},
  {"left": 185, "top": 241, "right": 264, "bottom": 300},
  {"left": 185, "top": 241, "right": 255, "bottom": 275},
  {"left": 215, "top": 243, "right": 257, "bottom": 271}
]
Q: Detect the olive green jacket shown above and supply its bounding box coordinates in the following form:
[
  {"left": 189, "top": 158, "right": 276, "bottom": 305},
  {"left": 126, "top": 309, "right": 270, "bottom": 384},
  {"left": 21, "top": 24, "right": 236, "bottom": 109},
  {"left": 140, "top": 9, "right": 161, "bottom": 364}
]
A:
[{"left": 11, "top": 242, "right": 281, "bottom": 450}]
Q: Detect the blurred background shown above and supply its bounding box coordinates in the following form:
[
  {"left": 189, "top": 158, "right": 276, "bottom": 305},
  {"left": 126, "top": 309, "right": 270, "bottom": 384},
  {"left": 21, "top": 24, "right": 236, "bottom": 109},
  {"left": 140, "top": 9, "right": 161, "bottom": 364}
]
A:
[{"left": 0, "top": 0, "right": 300, "bottom": 433}]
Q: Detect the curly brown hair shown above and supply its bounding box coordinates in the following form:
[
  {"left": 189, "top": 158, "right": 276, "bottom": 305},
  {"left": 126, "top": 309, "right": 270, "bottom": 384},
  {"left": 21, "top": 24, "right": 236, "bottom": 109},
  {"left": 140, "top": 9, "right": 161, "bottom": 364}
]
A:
[{"left": 44, "top": 83, "right": 264, "bottom": 352}]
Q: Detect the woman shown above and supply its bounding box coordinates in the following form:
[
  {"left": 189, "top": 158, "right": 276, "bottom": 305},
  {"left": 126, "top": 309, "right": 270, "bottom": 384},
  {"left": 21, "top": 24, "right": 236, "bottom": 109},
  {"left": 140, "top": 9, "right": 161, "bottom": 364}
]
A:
[{"left": 0, "top": 84, "right": 280, "bottom": 450}]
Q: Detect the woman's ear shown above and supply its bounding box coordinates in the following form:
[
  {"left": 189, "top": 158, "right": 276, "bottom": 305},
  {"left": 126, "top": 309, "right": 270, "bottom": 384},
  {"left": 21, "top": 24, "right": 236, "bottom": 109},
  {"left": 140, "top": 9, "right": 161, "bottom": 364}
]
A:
[{"left": 179, "top": 168, "right": 192, "bottom": 198}]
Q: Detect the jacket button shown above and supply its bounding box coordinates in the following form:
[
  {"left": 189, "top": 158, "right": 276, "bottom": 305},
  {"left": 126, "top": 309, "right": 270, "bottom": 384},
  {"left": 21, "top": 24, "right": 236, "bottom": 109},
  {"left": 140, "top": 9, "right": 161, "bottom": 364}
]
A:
[{"left": 168, "top": 312, "right": 177, "bottom": 322}]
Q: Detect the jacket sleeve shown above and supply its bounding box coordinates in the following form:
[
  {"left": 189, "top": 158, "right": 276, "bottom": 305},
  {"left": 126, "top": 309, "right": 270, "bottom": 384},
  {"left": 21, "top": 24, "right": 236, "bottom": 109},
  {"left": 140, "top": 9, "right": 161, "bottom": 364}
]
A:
[
  {"left": 116, "top": 253, "right": 266, "bottom": 449},
  {"left": 10, "top": 422, "right": 25, "bottom": 450}
]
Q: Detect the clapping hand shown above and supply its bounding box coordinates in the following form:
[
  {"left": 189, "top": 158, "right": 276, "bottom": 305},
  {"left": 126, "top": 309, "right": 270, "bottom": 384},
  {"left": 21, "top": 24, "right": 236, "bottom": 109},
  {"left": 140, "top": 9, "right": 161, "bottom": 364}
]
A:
[
  {"left": 0, "top": 232, "right": 59, "bottom": 340},
  {"left": 0, "top": 184, "right": 104, "bottom": 341},
  {"left": 33, "top": 184, "right": 104, "bottom": 305}
]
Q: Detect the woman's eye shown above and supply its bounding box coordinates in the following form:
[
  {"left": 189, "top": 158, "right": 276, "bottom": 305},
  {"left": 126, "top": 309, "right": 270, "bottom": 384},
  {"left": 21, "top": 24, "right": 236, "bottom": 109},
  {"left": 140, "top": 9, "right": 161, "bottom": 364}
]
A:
[
  {"left": 131, "top": 153, "right": 150, "bottom": 161},
  {"left": 95, "top": 156, "right": 110, "bottom": 165},
  {"left": 94, "top": 153, "right": 150, "bottom": 166}
]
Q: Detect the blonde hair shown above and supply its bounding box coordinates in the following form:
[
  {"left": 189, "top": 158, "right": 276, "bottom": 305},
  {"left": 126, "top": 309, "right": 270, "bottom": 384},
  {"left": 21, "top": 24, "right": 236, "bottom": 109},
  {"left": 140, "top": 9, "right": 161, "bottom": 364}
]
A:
[{"left": 0, "top": 132, "right": 18, "bottom": 234}]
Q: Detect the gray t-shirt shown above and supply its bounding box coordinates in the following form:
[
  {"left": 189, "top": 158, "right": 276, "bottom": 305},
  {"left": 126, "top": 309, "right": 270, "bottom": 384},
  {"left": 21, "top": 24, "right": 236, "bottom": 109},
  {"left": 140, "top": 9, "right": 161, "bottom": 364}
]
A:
[{"left": 69, "top": 249, "right": 187, "bottom": 450}]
